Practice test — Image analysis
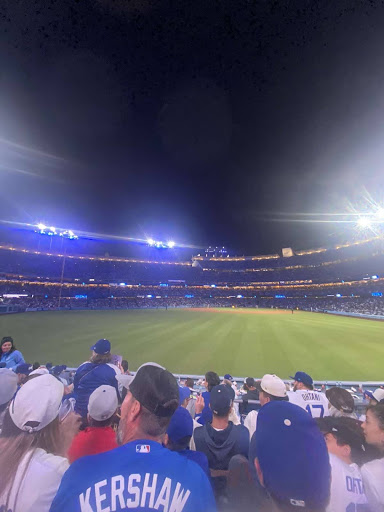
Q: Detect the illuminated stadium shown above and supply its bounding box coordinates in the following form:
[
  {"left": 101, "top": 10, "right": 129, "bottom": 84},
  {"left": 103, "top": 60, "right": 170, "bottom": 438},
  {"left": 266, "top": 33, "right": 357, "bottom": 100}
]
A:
[{"left": 0, "top": 223, "right": 383, "bottom": 381}]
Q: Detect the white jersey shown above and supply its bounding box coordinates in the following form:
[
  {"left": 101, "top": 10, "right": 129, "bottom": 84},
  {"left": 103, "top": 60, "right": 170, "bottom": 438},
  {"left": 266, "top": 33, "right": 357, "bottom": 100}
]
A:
[
  {"left": 244, "top": 410, "right": 258, "bottom": 440},
  {"left": 327, "top": 454, "right": 368, "bottom": 512},
  {"left": 361, "top": 457, "right": 384, "bottom": 512},
  {"left": 288, "top": 389, "right": 329, "bottom": 418}
]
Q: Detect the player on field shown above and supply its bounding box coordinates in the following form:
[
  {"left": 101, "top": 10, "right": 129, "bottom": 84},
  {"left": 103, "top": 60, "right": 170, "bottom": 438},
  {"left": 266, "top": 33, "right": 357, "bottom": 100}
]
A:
[
  {"left": 317, "top": 417, "right": 369, "bottom": 512},
  {"left": 288, "top": 371, "right": 329, "bottom": 418}
]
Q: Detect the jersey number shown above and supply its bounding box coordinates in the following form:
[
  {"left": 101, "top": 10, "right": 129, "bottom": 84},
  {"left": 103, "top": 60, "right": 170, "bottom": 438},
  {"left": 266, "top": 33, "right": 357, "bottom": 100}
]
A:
[{"left": 305, "top": 404, "right": 324, "bottom": 418}]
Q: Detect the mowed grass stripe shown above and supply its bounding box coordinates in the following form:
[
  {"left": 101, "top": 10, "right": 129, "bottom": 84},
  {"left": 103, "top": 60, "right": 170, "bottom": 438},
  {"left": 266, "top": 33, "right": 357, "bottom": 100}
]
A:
[{"left": 1, "top": 309, "right": 383, "bottom": 379}]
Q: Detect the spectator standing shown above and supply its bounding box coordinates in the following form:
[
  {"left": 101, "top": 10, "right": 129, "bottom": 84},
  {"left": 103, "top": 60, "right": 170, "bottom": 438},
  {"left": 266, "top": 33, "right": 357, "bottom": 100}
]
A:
[
  {"left": 15, "top": 363, "right": 32, "bottom": 386},
  {"left": 68, "top": 385, "right": 118, "bottom": 463},
  {"left": 164, "top": 406, "right": 210, "bottom": 478},
  {"left": 0, "top": 368, "right": 18, "bottom": 432},
  {"left": 364, "top": 388, "right": 384, "bottom": 406},
  {"left": 0, "top": 337, "right": 25, "bottom": 371},
  {"left": 326, "top": 387, "right": 357, "bottom": 419},
  {"left": 361, "top": 404, "right": 384, "bottom": 511},
  {"left": 250, "top": 401, "right": 330, "bottom": 512},
  {"left": 195, "top": 371, "right": 220, "bottom": 425},
  {"left": 239, "top": 377, "right": 259, "bottom": 416},
  {"left": 288, "top": 371, "right": 329, "bottom": 418},
  {"left": 184, "top": 378, "right": 196, "bottom": 418},
  {"left": 317, "top": 417, "right": 369, "bottom": 512},
  {"left": 244, "top": 374, "right": 288, "bottom": 439},
  {"left": 0, "top": 374, "right": 80, "bottom": 512},
  {"left": 51, "top": 363, "right": 216, "bottom": 512},
  {"left": 194, "top": 384, "right": 249, "bottom": 499},
  {"left": 73, "top": 339, "right": 120, "bottom": 419}
]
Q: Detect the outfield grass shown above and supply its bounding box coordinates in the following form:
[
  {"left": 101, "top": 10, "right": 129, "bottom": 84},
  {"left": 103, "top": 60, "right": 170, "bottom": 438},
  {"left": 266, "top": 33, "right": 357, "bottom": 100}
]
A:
[{"left": 1, "top": 308, "right": 383, "bottom": 380}]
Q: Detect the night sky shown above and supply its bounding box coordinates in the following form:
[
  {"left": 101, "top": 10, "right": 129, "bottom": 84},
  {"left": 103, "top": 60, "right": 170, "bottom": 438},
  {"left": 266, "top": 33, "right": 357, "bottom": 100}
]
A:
[{"left": 1, "top": 0, "right": 384, "bottom": 255}]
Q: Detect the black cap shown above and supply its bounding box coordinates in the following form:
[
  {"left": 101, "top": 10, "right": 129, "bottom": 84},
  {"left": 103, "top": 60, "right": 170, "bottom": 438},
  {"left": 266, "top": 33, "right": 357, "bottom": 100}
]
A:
[
  {"left": 326, "top": 387, "right": 355, "bottom": 414},
  {"left": 245, "top": 377, "right": 256, "bottom": 388},
  {"left": 130, "top": 365, "right": 179, "bottom": 418},
  {"left": 317, "top": 417, "right": 367, "bottom": 463}
]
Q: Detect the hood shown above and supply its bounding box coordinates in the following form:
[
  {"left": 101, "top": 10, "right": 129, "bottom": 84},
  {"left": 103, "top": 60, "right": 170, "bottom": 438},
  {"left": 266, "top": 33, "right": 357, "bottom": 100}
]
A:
[{"left": 202, "top": 421, "right": 239, "bottom": 462}]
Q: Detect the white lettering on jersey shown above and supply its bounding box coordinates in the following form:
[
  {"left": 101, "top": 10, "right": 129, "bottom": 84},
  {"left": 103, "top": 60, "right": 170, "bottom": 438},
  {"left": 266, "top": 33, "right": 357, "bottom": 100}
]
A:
[
  {"left": 127, "top": 473, "right": 141, "bottom": 507},
  {"left": 95, "top": 479, "right": 109, "bottom": 512},
  {"left": 288, "top": 390, "right": 329, "bottom": 418},
  {"left": 327, "top": 454, "right": 368, "bottom": 512},
  {"left": 79, "top": 474, "right": 191, "bottom": 512},
  {"left": 111, "top": 475, "right": 125, "bottom": 511}
]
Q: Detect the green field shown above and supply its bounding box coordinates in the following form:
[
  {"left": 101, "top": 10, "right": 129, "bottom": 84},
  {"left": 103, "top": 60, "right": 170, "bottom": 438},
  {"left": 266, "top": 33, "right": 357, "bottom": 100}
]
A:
[{"left": 1, "top": 308, "right": 383, "bottom": 380}]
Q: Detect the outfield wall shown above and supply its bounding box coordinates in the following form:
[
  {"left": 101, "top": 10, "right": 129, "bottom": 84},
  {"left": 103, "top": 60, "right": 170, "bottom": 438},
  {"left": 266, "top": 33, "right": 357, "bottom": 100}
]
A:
[{"left": 325, "top": 310, "right": 384, "bottom": 321}]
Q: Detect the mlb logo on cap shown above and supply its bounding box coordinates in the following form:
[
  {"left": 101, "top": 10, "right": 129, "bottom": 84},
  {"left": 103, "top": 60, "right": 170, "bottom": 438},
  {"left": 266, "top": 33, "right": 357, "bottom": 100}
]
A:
[{"left": 136, "top": 444, "right": 151, "bottom": 453}]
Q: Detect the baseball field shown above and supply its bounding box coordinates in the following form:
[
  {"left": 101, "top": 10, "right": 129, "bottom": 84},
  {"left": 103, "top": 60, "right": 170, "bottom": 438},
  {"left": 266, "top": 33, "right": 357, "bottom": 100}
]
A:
[{"left": 1, "top": 308, "right": 383, "bottom": 380}]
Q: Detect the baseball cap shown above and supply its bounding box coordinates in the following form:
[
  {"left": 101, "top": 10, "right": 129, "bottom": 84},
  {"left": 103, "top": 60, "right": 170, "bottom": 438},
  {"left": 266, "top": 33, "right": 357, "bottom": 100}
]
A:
[
  {"left": 0, "top": 368, "right": 18, "bottom": 405},
  {"left": 317, "top": 416, "right": 367, "bottom": 457},
  {"left": 250, "top": 401, "right": 330, "bottom": 509},
  {"left": 256, "top": 374, "right": 287, "bottom": 399},
  {"left": 178, "top": 386, "right": 191, "bottom": 406},
  {"left": 91, "top": 339, "right": 111, "bottom": 355},
  {"left": 88, "top": 385, "right": 118, "bottom": 421},
  {"left": 122, "top": 363, "right": 179, "bottom": 418},
  {"left": 364, "top": 388, "right": 384, "bottom": 403},
  {"left": 116, "top": 361, "right": 165, "bottom": 389},
  {"left": 15, "top": 363, "right": 32, "bottom": 375},
  {"left": 210, "top": 385, "right": 233, "bottom": 415},
  {"left": 224, "top": 374, "right": 234, "bottom": 382},
  {"left": 167, "top": 406, "right": 193, "bottom": 442},
  {"left": 290, "top": 371, "right": 313, "bottom": 388},
  {"left": 9, "top": 374, "right": 64, "bottom": 432},
  {"left": 326, "top": 387, "right": 354, "bottom": 414},
  {"left": 245, "top": 377, "right": 256, "bottom": 388},
  {"left": 51, "top": 365, "right": 67, "bottom": 376}
]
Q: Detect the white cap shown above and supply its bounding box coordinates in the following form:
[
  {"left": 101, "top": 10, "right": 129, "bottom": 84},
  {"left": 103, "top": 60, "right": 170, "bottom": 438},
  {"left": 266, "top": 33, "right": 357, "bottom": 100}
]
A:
[
  {"left": 115, "top": 362, "right": 165, "bottom": 389},
  {"left": 29, "top": 368, "right": 50, "bottom": 376},
  {"left": 10, "top": 374, "right": 64, "bottom": 432},
  {"left": 0, "top": 368, "right": 18, "bottom": 405},
  {"left": 373, "top": 388, "right": 384, "bottom": 403},
  {"left": 260, "top": 374, "right": 287, "bottom": 398},
  {"left": 88, "top": 385, "right": 118, "bottom": 421}
]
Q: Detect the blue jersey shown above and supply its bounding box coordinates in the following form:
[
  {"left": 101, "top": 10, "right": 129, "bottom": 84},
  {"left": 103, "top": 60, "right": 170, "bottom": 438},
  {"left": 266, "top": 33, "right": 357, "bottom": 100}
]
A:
[{"left": 50, "top": 439, "right": 216, "bottom": 512}]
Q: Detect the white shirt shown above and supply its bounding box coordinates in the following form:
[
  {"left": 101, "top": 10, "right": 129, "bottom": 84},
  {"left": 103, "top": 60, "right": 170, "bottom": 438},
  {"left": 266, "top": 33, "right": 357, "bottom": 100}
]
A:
[
  {"left": 288, "top": 389, "right": 329, "bottom": 418},
  {"left": 244, "top": 409, "right": 258, "bottom": 440},
  {"left": 361, "top": 457, "right": 384, "bottom": 511},
  {"left": 0, "top": 448, "right": 69, "bottom": 512},
  {"left": 327, "top": 454, "right": 368, "bottom": 512}
]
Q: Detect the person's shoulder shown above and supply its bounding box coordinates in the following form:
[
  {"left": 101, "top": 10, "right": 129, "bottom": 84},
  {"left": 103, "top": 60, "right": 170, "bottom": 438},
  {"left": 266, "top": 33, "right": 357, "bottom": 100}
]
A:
[
  {"left": 362, "top": 456, "right": 384, "bottom": 475},
  {"left": 234, "top": 423, "right": 249, "bottom": 435},
  {"left": 31, "top": 448, "right": 69, "bottom": 476}
]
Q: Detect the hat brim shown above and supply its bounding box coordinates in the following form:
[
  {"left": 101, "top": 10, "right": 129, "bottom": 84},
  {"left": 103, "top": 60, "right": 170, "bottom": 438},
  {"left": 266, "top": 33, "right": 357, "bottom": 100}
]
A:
[
  {"left": 364, "top": 390, "right": 374, "bottom": 399},
  {"left": 116, "top": 374, "right": 135, "bottom": 389}
]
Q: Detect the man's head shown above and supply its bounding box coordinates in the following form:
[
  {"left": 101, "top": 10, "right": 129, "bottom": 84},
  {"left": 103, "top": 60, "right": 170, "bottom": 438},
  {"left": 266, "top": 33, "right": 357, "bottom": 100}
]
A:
[
  {"left": 209, "top": 384, "right": 233, "bottom": 418},
  {"left": 15, "top": 363, "right": 32, "bottom": 385},
  {"left": 245, "top": 377, "right": 256, "bottom": 391},
  {"left": 121, "top": 360, "right": 129, "bottom": 373},
  {"left": 317, "top": 416, "right": 368, "bottom": 466},
  {"left": 325, "top": 387, "right": 355, "bottom": 417},
  {"left": 250, "top": 401, "right": 330, "bottom": 512},
  {"left": 116, "top": 363, "right": 179, "bottom": 445},
  {"left": 178, "top": 386, "right": 191, "bottom": 408},
  {"left": 164, "top": 406, "right": 193, "bottom": 451},
  {"left": 204, "top": 371, "right": 220, "bottom": 392},
  {"left": 364, "top": 388, "right": 384, "bottom": 406},
  {"left": 184, "top": 378, "right": 194, "bottom": 389},
  {"left": 88, "top": 385, "right": 118, "bottom": 427},
  {"left": 256, "top": 374, "right": 288, "bottom": 406},
  {"left": 290, "top": 371, "right": 313, "bottom": 391}
]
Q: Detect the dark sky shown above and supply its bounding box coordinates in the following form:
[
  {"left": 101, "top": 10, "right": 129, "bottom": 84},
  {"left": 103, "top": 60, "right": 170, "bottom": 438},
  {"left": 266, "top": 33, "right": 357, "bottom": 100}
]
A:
[{"left": 1, "top": 0, "right": 384, "bottom": 254}]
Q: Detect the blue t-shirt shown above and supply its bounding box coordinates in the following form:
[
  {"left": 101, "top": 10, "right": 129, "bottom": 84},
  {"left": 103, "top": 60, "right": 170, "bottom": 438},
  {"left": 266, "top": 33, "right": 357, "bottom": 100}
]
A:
[
  {"left": 50, "top": 439, "right": 217, "bottom": 512},
  {"left": 0, "top": 349, "right": 25, "bottom": 370}
]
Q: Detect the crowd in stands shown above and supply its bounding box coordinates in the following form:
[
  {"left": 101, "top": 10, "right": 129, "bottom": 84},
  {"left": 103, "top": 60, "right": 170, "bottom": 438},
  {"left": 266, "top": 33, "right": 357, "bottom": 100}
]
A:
[{"left": 1, "top": 335, "right": 384, "bottom": 511}]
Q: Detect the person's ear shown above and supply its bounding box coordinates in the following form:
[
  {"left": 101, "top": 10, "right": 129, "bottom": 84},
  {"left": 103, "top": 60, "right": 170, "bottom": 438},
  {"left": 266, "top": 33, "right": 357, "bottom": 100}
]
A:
[
  {"left": 163, "top": 433, "right": 169, "bottom": 447},
  {"left": 254, "top": 458, "right": 264, "bottom": 487},
  {"left": 342, "top": 444, "right": 351, "bottom": 459}
]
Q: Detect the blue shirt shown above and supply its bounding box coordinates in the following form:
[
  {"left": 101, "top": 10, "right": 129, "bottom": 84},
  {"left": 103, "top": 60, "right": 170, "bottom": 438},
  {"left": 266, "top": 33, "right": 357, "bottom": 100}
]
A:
[
  {"left": 50, "top": 439, "right": 217, "bottom": 512},
  {"left": 0, "top": 349, "right": 25, "bottom": 370}
]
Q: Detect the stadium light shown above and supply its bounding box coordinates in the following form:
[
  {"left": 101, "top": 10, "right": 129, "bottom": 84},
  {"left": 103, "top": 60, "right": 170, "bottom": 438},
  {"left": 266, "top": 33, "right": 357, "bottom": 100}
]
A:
[
  {"left": 37, "top": 223, "right": 46, "bottom": 231},
  {"left": 147, "top": 238, "right": 155, "bottom": 246},
  {"left": 167, "top": 241, "right": 175, "bottom": 248},
  {"left": 357, "top": 217, "right": 372, "bottom": 229}
]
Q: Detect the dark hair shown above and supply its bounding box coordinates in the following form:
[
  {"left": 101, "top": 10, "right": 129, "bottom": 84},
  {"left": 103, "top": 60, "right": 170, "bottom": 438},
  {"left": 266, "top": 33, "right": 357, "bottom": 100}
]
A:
[
  {"left": 32, "top": 362, "right": 40, "bottom": 370},
  {"left": 166, "top": 435, "right": 191, "bottom": 452},
  {"left": 205, "top": 371, "right": 220, "bottom": 392},
  {"left": 367, "top": 403, "right": 384, "bottom": 430},
  {"left": 185, "top": 378, "right": 194, "bottom": 389},
  {"left": 261, "top": 390, "right": 288, "bottom": 402},
  {"left": 90, "top": 353, "right": 112, "bottom": 365},
  {"left": 0, "top": 409, "right": 62, "bottom": 509},
  {"left": 138, "top": 403, "right": 172, "bottom": 437},
  {"left": 212, "top": 406, "right": 231, "bottom": 419},
  {"left": 1, "top": 337, "right": 15, "bottom": 353},
  {"left": 121, "top": 360, "right": 129, "bottom": 373}
]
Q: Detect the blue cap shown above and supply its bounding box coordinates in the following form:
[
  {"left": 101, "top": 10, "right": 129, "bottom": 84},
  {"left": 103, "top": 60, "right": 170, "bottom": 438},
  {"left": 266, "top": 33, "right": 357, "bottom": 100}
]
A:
[
  {"left": 178, "top": 386, "right": 191, "bottom": 406},
  {"left": 224, "top": 374, "right": 233, "bottom": 381},
  {"left": 15, "top": 363, "right": 32, "bottom": 375},
  {"left": 250, "top": 401, "right": 330, "bottom": 509},
  {"left": 167, "top": 406, "right": 193, "bottom": 442},
  {"left": 51, "top": 365, "right": 67, "bottom": 376},
  {"left": 210, "top": 384, "right": 233, "bottom": 416},
  {"left": 290, "top": 371, "right": 313, "bottom": 388},
  {"left": 91, "top": 339, "right": 111, "bottom": 355}
]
